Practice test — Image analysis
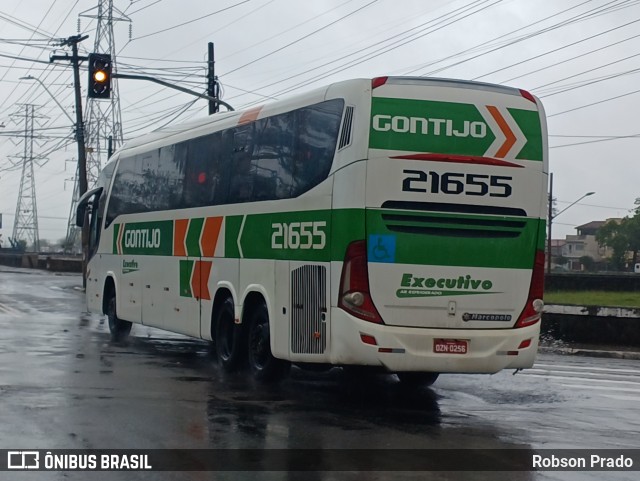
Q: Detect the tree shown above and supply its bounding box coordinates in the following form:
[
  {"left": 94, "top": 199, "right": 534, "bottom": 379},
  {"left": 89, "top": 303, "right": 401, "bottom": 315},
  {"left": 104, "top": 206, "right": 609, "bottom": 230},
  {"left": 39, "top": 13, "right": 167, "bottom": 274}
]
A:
[{"left": 596, "top": 214, "right": 640, "bottom": 270}]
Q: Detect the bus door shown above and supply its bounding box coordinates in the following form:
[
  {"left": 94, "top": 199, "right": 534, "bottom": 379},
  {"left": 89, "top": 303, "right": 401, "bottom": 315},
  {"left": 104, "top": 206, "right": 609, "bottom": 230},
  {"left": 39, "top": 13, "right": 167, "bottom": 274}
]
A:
[{"left": 76, "top": 186, "right": 104, "bottom": 313}]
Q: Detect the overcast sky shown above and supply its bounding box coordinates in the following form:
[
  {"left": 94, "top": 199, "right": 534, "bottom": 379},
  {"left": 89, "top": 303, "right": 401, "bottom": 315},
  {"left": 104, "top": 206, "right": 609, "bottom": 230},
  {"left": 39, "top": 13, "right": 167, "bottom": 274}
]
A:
[{"left": 1, "top": 0, "right": 639, "bottom": 244}]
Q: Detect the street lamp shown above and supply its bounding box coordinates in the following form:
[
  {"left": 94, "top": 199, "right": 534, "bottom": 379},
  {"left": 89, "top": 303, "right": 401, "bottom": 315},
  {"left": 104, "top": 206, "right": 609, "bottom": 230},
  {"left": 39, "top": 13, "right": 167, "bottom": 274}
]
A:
[
  {"left": 20, "top": 76, "right": 75, "bottom": 124},
  {"left": 547, "top": 172, "right": 595, "bottom": 272}
]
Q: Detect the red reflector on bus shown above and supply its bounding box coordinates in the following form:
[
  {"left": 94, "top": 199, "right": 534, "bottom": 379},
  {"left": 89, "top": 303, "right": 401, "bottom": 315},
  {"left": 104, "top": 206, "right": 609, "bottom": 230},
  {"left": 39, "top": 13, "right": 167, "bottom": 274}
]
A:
[
  {"left": 372, "top": 76, "right": 388, "bottom": 89},
  {"left": 518, "top": 339, "right": 532, "bottom": 349},
  {"left": 360, "top": 333, "right": 377, "bottom": 346},
  {"left": 519, "top": 89, "right": 536, "bottom": 103}
]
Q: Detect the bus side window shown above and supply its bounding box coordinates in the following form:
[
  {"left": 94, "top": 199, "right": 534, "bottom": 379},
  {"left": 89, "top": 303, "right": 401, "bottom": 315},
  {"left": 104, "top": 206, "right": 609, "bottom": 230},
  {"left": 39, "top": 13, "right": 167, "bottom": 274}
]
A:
[
  {"left": 291, "top": 99, "right": 343, "bottom": 197},
  {"left": 183, "top": 135, "right": 219, "bottom": 208},
  {"left": 228, "top": 125, "right": 256, "bottom": 204},
  {"left": 252, "top": 114, "right": 295, "bottom": 201},
  {"left": 158, "top": 144, "right": 185, "bottom": 210}
]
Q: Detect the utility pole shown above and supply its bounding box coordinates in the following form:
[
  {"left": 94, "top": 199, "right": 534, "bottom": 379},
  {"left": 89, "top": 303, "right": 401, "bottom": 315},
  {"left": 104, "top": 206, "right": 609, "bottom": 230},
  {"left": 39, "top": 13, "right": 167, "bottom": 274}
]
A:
[
  {"left": 50, "top": 34, "right": 89, "bottom": 284},
  {"left": 51, "top": 35, "right": 89, "bottom": 201},
  {"left": 64, "top": 1, "right": 130, "bottom": 252},
  {"left": 547, "top": 173, "right": 553, "bottom": 273},
  {"left": 207, "top": 42, "right": 219, "bottom": 115}
]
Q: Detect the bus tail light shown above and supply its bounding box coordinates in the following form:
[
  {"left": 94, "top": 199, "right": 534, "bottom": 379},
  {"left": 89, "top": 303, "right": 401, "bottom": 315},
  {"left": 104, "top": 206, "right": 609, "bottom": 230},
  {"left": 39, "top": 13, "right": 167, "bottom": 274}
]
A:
[
  {"left": 515, "top": 249, "right": 545, "bottom": 328},
  {"left": 339, "top": 240, "right": 383, "bottom": 324},
  {"left": 372, "top": 76, "right": 388, "bottom": 89}
]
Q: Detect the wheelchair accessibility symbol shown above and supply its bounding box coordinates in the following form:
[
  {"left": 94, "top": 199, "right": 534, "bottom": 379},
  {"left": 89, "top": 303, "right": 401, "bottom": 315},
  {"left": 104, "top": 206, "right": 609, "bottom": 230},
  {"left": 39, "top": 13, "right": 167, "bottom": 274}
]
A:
[{"left": 368, "top": 235, "right": 396, "bottom": 263}]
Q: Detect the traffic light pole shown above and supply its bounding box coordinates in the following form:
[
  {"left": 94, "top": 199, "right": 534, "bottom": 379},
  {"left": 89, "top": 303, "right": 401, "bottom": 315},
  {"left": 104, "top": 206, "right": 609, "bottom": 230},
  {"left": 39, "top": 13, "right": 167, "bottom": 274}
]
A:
[
  {"left": 49, "top": 39, "right": 233, "bottom": 288},
  {"left": 50, "top": 35, "right": 90, "bottom": 287},
  {"left": 113, "top": 74, "right": 233, "bottom": 111},
  {"left": 207, "top": 42, "right": 219, "bottom": 115}
]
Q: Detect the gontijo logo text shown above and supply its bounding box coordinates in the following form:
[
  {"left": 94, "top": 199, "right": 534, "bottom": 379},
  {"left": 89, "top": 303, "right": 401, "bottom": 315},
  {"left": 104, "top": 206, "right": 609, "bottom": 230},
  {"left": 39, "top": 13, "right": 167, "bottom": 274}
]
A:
[
  {"left": 397, "top": 273, "right": 498, "bottom": 298},
  {"left": 123, "top": 228, "right": 161, "bottom": 249},
  {"left": 114, "top": 220, "right": 173, "bottom": 256},
  {"left": 373, "top": 115, "right": 487, "bottom": 139},
  {"left": 369, "top": 97, "right": 543, "bottom": 162}
]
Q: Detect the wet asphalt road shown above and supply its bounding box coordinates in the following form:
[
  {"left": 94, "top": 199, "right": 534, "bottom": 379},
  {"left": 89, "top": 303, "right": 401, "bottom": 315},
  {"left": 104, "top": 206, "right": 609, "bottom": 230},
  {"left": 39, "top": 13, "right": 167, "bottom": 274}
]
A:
[{"left": 1, "top": 266, "right": 639, "bottom": 481}]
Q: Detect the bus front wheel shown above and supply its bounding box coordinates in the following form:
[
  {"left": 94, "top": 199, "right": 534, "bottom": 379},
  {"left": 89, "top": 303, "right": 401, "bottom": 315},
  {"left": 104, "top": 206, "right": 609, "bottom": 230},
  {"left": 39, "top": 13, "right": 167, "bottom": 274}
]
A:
[
  {"left": 215, "top": 298, "right": 245, "bottom": 372},
  {"left": 106, "top": 294, "right": 132, "bottom": 342},
  {"left": 247, "top": 303, "right": 290, "bottom": 383}
]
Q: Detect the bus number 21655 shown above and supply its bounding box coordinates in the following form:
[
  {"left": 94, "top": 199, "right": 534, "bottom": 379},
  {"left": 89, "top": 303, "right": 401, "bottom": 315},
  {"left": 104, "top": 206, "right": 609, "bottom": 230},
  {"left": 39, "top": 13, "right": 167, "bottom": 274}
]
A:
[
  {"left": 402, "top": 169, "right": 512, "bottom": 197},
  {"left": 271, "top": 221, "right": 327, "bottom": 250}
]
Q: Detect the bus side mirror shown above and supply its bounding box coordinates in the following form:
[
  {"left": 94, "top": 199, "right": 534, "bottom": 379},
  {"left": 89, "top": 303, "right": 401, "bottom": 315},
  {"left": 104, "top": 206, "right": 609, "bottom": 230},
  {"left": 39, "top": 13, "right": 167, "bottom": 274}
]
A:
[
  {"left": 76, "top": 204, "right": 87, "bottom": 227},
  {"left": 75, "top": 186, "right": 104, "bottom": 227}
]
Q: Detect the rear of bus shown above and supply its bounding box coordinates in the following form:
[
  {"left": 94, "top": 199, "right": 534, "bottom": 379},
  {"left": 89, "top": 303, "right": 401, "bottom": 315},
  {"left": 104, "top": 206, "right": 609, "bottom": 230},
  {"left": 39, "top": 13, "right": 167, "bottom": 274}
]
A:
[{"left": 336, "top": 76, "right": 547, "bottom": 374}]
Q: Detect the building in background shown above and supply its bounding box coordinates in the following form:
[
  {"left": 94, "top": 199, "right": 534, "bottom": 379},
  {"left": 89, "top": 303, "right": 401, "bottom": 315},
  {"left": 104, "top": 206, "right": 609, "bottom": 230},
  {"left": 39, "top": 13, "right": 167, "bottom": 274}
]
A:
[{"left": 552, "top": 220, "right": 620, "bottom": 271}]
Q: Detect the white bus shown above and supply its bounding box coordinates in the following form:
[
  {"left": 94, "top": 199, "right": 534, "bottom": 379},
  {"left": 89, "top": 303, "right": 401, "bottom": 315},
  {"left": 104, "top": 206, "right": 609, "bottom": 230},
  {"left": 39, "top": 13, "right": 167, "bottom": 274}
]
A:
[{"left": 77, "top": 76, "right": 548, "bottom": 385}]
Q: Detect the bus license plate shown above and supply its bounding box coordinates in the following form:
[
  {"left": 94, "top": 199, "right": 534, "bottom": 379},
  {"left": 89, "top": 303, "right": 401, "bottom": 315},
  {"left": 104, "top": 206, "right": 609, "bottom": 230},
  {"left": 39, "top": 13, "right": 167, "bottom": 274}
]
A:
[{"left": 433, "top": 339, "right": 468, "bottom": 354}]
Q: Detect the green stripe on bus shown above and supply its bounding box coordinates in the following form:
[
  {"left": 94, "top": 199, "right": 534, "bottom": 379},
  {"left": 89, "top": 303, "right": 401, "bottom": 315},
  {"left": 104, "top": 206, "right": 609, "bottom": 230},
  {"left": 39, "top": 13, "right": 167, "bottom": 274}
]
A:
[
  {"left": 113, "top": 223, "right": 121, "bottom": 254},
  {"left": 113, "top": 220, "right": 173, "bottom": 256},
  {"left": 231, "top": 210, "right": 333, "bottom": 261},
  {"left": 365, "top": 209, "right": 542, "bottom": 269},
  {"left": 369, "top": 98, "right": 496, "bottom": 157},
  {"left": 331, "top": 208, "right": 365, "bottom": 261},
  {"left": 186, "top": 217, "right": 204, "bottom": 257},
  {"left": 510, "top": 108, "right": 543, "bottom": 161},
  {"left": 111, "top": 208, "right": 542, "bottom": 268},
  {"left": 537, "top": 220, "right": 546, "bottom": 251},
  {"left": 224, "top": 209, "right": 364, "bottom": 262},
  {"left": 225, "top": 215, "right": 243, "bottom": 258},
  {"left": 179, "top": 260, "right": 194, "bottom": 298}
]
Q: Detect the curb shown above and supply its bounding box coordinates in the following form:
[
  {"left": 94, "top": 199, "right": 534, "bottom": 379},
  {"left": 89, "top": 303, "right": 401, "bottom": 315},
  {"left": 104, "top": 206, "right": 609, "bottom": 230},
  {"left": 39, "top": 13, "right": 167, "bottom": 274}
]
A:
[{"left": 539, "top": 346, "right": 640, "bottom": 360}]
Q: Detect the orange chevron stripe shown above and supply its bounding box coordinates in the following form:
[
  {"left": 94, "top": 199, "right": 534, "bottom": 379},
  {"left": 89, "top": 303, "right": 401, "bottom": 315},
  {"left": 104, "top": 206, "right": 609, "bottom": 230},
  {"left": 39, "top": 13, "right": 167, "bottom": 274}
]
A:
[
  {"left": 174, "top": 219, "right": 188, "bottom": 256},
  {"left": 487, "top": 105, "right": 516, "bottom": 158},
  {"left": 238, "top": 106, "right": 262, "bottom": 125},
  {"left": 201, "top": 217, "right": 223, "bottom": 257},
  {"left": 191, "top": 261, "right": 212, "bottom": 301}
]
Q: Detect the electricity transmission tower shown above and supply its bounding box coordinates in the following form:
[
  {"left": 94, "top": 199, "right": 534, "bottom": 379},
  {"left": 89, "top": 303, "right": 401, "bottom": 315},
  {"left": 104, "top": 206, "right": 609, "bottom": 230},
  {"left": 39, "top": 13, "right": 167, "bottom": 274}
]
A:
[
  {"left": 64, "top": 0, "right": 130, "bottom": 251},
  {"left": 10, "top": 104, "right": 47, "bottom": 252}
]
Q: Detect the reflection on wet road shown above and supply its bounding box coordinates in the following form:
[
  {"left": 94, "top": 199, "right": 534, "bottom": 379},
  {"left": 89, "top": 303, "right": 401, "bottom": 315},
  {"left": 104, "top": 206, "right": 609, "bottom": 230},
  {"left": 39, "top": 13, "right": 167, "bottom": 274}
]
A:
[{"left": 0, "top": 267, "right": 638, "bottom": 480}]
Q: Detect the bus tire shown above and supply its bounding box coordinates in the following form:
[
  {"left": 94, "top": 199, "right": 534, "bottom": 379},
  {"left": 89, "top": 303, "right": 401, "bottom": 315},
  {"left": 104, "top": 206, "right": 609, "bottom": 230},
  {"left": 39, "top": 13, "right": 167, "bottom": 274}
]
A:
[
  {"left": 106, "top": 294, "right": 132, "bottom": 342},
  {"left": 215, "top": 298, "right": 245, "bottom": 372},
  {"left": 396, "top": 372, "right": 439, "bottom": 387},
  {"left": 247, "top": 302, "right": 290, "bottom": 383}
]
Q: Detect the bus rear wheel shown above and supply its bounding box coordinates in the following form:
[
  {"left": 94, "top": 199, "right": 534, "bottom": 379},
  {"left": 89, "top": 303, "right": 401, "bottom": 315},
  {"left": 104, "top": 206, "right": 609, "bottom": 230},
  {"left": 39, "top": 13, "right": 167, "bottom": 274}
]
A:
[
  {"left": 215, "top": 298, "right": 245, "bottom": 372},
  {"left": 248, "top": 303, "right": 290, "bottom": 383},
  {"left": 106, "top": 294, "right": 132, "bottom": 342},
  {"left": 396, "top": 372, "right": 439, "bottom": 387}
]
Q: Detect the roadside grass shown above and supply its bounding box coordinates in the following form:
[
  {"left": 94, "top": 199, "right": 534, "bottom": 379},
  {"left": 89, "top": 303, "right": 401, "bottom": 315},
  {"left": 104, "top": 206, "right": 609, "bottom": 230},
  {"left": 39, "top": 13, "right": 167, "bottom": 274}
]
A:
[{"left": 544, "top": 290, "right": 640, "bottom": 308}]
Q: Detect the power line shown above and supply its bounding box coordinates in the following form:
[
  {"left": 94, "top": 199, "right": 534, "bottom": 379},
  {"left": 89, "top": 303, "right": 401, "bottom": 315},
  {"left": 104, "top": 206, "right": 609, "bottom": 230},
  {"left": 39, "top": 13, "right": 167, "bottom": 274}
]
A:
[
  {"left": 225, "top": 0, "right": 380, "bottom": 75},
  {"left": 401, "top": 0, "right": 598, "bottom": 76},
  {"left": 533, "top": 53, "right": 640, "bottom": 95},
  {"left": 230, "top": 0, "right": 490, "bottom": 100},
  {"left": 218, "top": 0, "right": 356, "bottom": 62},
  {"left": 550, "top": 133, "right": 640, "bottom": 149},
  {"left": 548, "top": 86, "right": 640, "bottom": 117},
  {"left": 131, "top": 0, "right": 251, "bottom": 41},
  {"left": 476, "top": 18, "right": 640, "bottom": 83},
  {"left": 128, "top": 0, "right": 164, "bottom": 16},
  {"left": 233, "top": 0, "right": 502, "bottom": 106}
]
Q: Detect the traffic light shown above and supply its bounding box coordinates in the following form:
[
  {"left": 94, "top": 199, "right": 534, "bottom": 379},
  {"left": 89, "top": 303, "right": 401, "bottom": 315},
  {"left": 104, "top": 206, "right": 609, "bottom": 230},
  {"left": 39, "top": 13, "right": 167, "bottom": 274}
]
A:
[{"left": 88, "top": 53, "right": 111, "bottom": 99}]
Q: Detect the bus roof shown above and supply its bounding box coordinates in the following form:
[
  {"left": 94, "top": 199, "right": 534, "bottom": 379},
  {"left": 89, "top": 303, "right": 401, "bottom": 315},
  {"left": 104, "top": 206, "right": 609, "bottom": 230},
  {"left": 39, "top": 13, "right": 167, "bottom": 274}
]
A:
[{"left": 116, "top": 76, "right": 537, "bottom": 156}]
